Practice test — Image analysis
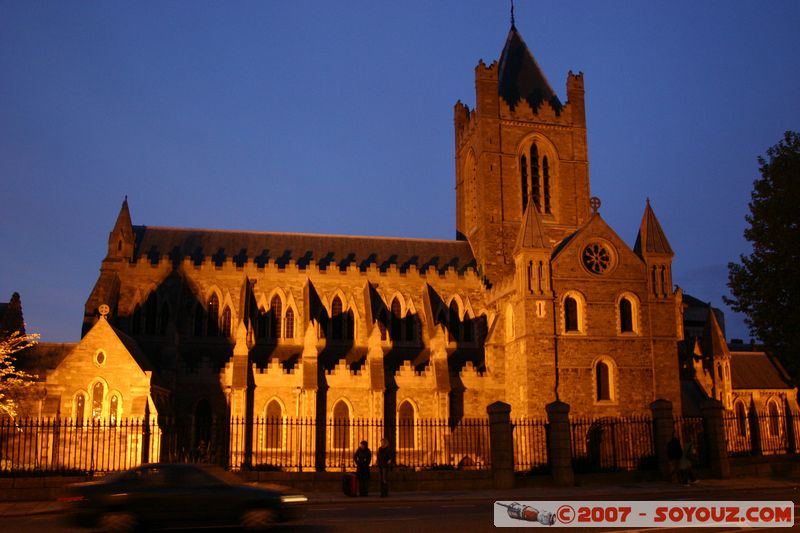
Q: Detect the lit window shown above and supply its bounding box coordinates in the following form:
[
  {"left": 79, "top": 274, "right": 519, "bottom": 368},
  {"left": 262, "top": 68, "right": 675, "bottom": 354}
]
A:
[
  {"left": 270, "top": 295, "right": 282, "bottom": 339},
  {"left": 220, "top": 307, "right": 232, "bottom": 337},
  {"left": 595, "top": 360, "right": 613, "bottom": 402},
  {"left": 284, "top": 308, "right": 295, "bottom": 339},
  {"left": 264, "top": 399, "right": 284, "bottom": 450},
  {"left": 332, "top": 401, "right": 350, "bottom": 450},
  {"left": 620, "top": 298, "right": 633, "bottom": 333},
  {"left": 207, "top": 295, "right": 219, "bottom": 337},
  {"left": 398, "top": 401, "right": 415, "bottom": 450},
  {"left": 91, "top": 382, "right": 105, "bottom": 422},
  {"left": 564, "top": 297, "right": 579, "bottom": 332}
]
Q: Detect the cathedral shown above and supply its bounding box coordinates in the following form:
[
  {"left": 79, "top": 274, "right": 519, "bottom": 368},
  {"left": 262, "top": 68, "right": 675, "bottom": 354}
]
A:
[{"left": 35, "top": 23, "right": 686, "bottom": 430}]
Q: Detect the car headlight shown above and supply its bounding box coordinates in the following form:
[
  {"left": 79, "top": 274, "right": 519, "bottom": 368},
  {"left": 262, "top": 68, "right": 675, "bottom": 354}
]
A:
[{"left": 280, "top": 495, "right": 308, "bottom": 504}]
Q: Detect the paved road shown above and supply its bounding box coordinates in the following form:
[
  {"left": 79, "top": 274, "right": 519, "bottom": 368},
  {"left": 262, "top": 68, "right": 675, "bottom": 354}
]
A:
[{"left": 3, "top": 485, "right": 798, "bottom": 532}]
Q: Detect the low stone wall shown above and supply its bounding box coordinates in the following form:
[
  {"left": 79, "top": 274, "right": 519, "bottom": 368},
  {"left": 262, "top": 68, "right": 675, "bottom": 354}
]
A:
[{"left": 0, "top": 475, "right": 92, "bottom": 502}]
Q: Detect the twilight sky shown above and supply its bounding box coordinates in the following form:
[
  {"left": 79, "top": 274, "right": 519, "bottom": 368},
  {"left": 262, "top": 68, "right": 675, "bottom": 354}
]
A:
[{"left": 1, "top": 1, "right": 798, "bottom": 343}]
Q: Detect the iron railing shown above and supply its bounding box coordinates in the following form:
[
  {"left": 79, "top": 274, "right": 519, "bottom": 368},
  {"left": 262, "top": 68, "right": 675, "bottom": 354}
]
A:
[
  {"left": 570, "top": 415, "right": 656, "bottom": 473},
  {"left": 0, "top": 416, "right": 491, "bottom": 474},
  {"left": 512, "top": 418, "right": 548, "bottom": 472},
  {"left": 672, "top": 416, "right": 708, "bottom": 467}
]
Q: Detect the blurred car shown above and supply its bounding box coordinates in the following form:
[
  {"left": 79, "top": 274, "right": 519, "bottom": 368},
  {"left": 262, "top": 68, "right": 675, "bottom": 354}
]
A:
[{"left": 60, "top": 463, "right": 307, "bottom": 531}]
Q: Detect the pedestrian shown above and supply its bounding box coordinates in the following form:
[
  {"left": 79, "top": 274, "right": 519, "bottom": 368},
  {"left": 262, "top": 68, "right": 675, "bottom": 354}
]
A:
[
  {"left": 354, "top": 440, "right": 372, "bottom": 496},
  {"left": 377, "top": 438, "right": 394, "bottom": 497},
  {"left": 679, "top": 438, "right": 697, "bottom": 485},
  {"left": 666, "top": 433, "right": 683, "bottom": 483}
]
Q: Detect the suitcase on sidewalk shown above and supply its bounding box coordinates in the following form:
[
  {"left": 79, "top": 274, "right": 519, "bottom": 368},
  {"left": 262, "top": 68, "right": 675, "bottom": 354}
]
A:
[{"left": 342, "top": 473, "right": 358, "bottom": 497}]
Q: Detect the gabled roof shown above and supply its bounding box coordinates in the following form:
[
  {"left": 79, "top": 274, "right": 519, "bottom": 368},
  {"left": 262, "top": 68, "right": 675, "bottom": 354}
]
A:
[
  {"left": 514, "top": 204, "right": 549, "bottom": 252},
  {"left": 730, "top": 352, "right": 793, "bottom": 390},
  {"left": 497, "top": 25, "right": 562, "bottom": 113},
  {"left": 132, "top": 226, "right": 477, "bottom": 274},
  {"left": 634, "top": 199, "right": 673, "bottom": 256}
]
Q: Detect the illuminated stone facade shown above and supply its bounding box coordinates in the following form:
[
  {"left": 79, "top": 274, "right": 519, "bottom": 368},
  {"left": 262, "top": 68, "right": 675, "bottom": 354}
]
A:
[{"left": 41, "top": 24, "right": 684, "bottom": 427}]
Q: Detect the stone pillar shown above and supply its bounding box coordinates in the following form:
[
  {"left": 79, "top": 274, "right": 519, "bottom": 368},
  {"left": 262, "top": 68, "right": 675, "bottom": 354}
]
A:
[
  {"left": 487, "top": 402, "right": 514, "bottom": 489},
  {"left": 650, "top": 399, "right": 674, "bottom": 480},
  {"left": 545, "top": 400, "right": 574, "bottom": 486},
  {"left": 701, "top": 399, "right": 730, "bottom": 479}
]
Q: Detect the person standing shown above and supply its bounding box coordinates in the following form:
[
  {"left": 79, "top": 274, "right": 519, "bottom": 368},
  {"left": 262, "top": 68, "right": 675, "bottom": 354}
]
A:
[
  {"left": 354, "top": 440, "right": 372, "bottom": 496},
  {"left": 377, "top": 438, "right": 394, "bottom": 497}
]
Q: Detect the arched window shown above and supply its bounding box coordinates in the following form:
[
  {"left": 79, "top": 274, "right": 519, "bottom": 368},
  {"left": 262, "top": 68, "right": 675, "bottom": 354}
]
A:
[
  {"left": 159, "top": 303, "right": 170, "bottom": 336},
  {"left": 207, "top": 295, "right": 219, "bottom": 337},
  {"left": 331, "top": 296, "right": 343, "bottom": 341},
  {"left": 193, "top": 304, "right": 204, "bottom": 337},
  {"left": 542, "top": 156, "right": 551, "bottom": 213},
  {"left": 390, "top": 298, "right": 402, "bottom": 341},
  {"left": 520, "top": 141, "right": 554, "bottom": 215},
  {"left": 109, "top": 394, "right": 120, "bottom": 426},
  {"left": 564, "top": 297, "right": 579, "bottom": 332},
  {"left": 449, "top": 300, "right": 461, "bottom": 343},
  {"left": 735, "top": 401, "right": 748, "bottom": 437},
  {"left": 595, "top": 360, "right": 612, "bottom": 402},
  {"left": 220, "top": 307, "right": 232, "bottom": 337},
  {"left": 398, "top": 401, "right": 415, "bottom": 450},
  {"left": 144, "top": 293, "right": 158, "bottom": 335},
  {"left": 91, "top": 382, "right": 105, "bottom": 422},
  {"left": 270, "top": 295, "right": 282, "bottom": 339},
  {"left": 620, "top": 298, "right": 633, "bottom": 333},
  {"left": 345, "top": 309, "right": 355, "bottom": 340},
  {"left": 284, "top": 308, "right": 295, "bottom": 339},
  {"left": 767, "top": 399, "right": 781, "bottom": 437},
  {"left": 332, "top": 401, "right": 350, "bottom": 450},
  {"left": 264, "top": 400, "right": 284, "bottom": 450},
  {"left": 520, "top": 154, "right": 529, "bottom": 212},
  {"left": 530, "top": 144, "right": 540, "bottom": 210},
  {"left": 74, "top": 393, "right": 86, "bottom": 425}
]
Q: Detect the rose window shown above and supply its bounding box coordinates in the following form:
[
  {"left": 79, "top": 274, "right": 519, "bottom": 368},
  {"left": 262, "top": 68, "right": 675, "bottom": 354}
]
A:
[{"left": 582, "top": 243, "right": 612, "bottom": 274}]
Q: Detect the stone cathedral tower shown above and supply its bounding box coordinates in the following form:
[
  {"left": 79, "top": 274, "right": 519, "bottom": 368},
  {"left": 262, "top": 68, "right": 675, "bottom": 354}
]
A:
[{"left": 455, "top": 24, "right": 590, "bottom": 284}]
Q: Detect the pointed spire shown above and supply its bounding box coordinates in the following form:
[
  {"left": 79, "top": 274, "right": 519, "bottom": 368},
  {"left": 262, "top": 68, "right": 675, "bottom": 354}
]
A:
[
  {"left": 497, "top": 24, "right": 562, "bottom": 113},
  {"left": 510, "top": 0, "right": 515, "bottom": 27},
  {"left": 701, "top": 305, "right": 730, "bottom": 359},
  {"left": 113, "top": 196, "right": 133, "bottom": 235},
  {"left": 515, "top": 203, "right": 548, "bottom": 252},
  {"left": 107, "top": 196, "right": 135, "bottom": 260},
  {"left": 0, "top": 292, "right": 25, "bottom": 335},
  {"left": 634, "top": 198, "right": 673, "bottom": 256}
]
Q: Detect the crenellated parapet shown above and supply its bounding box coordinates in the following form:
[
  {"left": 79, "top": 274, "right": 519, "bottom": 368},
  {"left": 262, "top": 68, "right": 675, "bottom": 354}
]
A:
[
  {"left": 325, "top": 359, "right": 370, "bottom": 388},
  {"left": 394, "top": 360, "right": 434, "bottom": 388}
]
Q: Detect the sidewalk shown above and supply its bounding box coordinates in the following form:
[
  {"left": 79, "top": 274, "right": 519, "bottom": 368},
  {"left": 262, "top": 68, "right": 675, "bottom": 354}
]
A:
[{"left": 0, "top": 476, "right": 796, "bottom": 518}]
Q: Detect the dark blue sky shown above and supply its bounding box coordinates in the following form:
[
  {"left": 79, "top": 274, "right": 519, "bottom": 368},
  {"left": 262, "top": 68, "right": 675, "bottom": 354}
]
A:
[{"left": 2, "top": 1, "right": 798, "bottom": 342}]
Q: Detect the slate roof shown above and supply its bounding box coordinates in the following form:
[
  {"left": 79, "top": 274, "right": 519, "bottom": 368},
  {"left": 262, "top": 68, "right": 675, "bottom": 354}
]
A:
[
  {"left": 16, "top": 343, "right": 76, "bottom": 375},
  {"left": 730, "top": 352, "right": 793, "bottom": 390},
  {"left": 634, "top": 200, "right": 673, "bottom": 255},
  {"left": 497, "top": 25, "right": 562, "bottom": 113},
  {"left": 132, "top": 226, "right": 477, "bottom": 274}
]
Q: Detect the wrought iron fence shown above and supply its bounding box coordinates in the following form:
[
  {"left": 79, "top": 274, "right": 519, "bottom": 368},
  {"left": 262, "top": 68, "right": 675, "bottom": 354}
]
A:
[
  {"left": 723, "top": 411, "right": 799, "bottom": 457},
  {"left": 0, "top": 418, "right": 160, "bottom": 474},
  {"left": 512, "top": 418, "right": 548, "bottom": 473},
  {"left": 0, "top": 416, "right": 491, "bottom": 474},
  {"left": 570, "top": 415, "right": 655, "bottom": 473},
  {"left": 672, "top": 416, "right": 708, "bottom": 467}
]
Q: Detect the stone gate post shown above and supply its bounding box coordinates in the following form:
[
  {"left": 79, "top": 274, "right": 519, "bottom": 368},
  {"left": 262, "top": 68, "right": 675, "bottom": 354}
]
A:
[
  {"left": 545, "top": 401, "right": 574, "bottom": 486},
  {"left": 701, "top": 399, "right": 731, "bottom": 479},
  {"left": 650, "top": 399, "right": 674, "bottom": 480},
  {"left": 487, "top": 402, "right": 514, "bottom": 489}
]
